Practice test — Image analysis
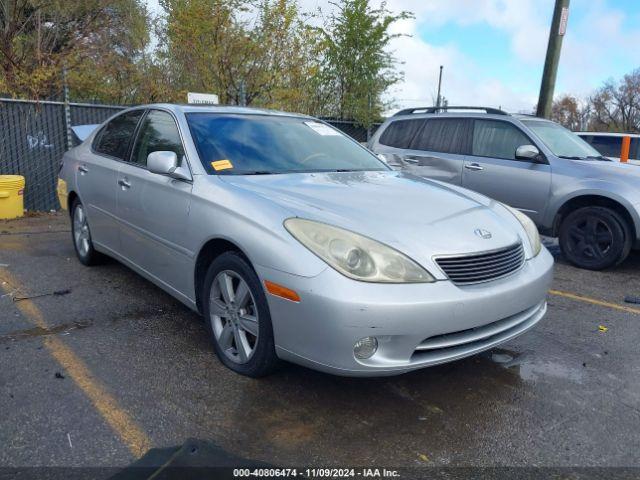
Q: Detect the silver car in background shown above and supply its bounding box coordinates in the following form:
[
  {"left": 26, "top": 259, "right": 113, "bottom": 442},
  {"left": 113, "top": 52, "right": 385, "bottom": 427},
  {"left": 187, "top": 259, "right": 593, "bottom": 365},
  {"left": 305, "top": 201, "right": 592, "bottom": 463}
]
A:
[
  {"left": 58, "top": 104, "right": 553, "bottom": 377},
  {"left": 370, "top": 106, "right": 640, "bottom": 270}
]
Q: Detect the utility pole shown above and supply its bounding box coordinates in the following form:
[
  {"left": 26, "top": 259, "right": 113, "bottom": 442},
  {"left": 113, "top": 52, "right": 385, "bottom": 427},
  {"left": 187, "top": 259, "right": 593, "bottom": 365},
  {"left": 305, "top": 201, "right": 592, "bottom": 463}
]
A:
[
  {"left": 436, "top": 65, "right": 443, "bottom": 108},
  {"left": 62, "top": 65, "right": 73, "bottom": 151},
  {"left": 536, "top": 0, "right": 570, "bottom": 118}
]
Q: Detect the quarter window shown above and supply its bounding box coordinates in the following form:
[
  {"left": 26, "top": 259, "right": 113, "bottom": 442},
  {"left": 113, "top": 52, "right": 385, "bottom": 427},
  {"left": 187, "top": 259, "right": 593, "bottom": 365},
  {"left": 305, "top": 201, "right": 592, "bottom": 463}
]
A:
[
  {"left": 378, "top": 119, "right": 424, "bottom": 148},
  {"left": 94, "top": 110, "right": 144, "bottom": 160},
  {"left": 472, "top": 120, "right": 531, "bottom": 160},
  {"left": 131, "top": 111, "right": 185, "bottom": 166},
  {"left": 410, "top": 118, "right": 471, "bottom": 154}
]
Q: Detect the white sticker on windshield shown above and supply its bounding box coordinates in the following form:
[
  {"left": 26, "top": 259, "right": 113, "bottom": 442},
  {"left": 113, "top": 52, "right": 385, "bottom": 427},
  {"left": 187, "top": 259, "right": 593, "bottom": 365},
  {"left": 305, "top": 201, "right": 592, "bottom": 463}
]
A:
[{"left": 304, "top": 121, "right": 341, "bottom": 136}]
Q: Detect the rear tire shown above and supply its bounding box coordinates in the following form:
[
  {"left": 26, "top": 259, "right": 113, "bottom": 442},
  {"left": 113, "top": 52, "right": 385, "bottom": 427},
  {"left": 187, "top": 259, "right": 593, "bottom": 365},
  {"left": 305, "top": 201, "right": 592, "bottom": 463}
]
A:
[
  {"left": 559, "top": 206, "right": 632, "bottom": 270},
  {"left": 202, "top": 251, "right": 279, "bottom": 377},
  {"left": 71, "top": 198, "right": 103, "bottom": 266}
]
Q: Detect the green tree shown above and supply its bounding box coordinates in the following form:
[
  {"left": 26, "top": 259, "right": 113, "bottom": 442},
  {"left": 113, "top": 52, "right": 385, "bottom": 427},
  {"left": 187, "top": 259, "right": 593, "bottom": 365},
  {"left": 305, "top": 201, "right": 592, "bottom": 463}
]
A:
[
  {"left": 157, "top": 0, "right": 244, "bottom": 103},
  {"left": 0, "top": 0, "right": 150, "bottom": 101},
  {"left": 158, "top": 0, "right": 321, "bottom": 111},
  {"left": 243, "top": 0, "right": 323, "bottom": 113},
  {"left": 316, "top": 0, "right": 411, "bottom": 127},
  {"left": 66, "top": 0, "right": 152, "bottom": 104}
]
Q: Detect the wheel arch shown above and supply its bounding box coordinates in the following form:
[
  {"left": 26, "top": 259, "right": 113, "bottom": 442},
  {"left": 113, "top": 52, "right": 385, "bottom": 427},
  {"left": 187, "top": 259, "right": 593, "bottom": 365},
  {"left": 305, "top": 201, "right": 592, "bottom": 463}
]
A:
[
  {"left": 552, "top": 194, "right": 638, "bottom": 240},
  {"left": 67, "top": 190, "right": 79, "bottom": 217},
  {"left": 193, "top": 237, "right": 253, "bottom": 315}
]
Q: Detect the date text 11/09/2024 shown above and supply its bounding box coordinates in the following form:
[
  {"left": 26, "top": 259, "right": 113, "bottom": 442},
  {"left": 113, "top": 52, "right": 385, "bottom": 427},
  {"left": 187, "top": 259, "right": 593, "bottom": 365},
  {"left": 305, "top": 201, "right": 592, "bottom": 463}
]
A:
[{"left": 233, "top": 468, "right": 401, "bottom": 478}]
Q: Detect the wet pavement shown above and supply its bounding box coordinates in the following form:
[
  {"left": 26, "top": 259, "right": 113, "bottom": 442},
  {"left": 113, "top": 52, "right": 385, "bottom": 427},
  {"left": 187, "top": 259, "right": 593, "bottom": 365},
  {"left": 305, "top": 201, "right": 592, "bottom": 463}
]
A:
[{"left": 1, "top": 213, "right": 640, "bottom": 469}]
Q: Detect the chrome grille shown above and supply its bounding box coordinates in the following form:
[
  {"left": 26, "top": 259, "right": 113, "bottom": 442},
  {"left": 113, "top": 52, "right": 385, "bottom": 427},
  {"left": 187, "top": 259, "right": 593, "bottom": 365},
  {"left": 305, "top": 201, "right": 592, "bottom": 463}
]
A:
[{"left": 435, "top": 243, "right": 525, "bottom": 285}]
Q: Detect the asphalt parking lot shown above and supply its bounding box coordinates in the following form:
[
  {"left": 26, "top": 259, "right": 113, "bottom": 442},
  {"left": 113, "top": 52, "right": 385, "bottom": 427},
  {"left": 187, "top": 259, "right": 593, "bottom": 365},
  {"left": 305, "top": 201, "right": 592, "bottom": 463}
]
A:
[{"left": 1, "top": 212, "right": 640, "bottom": 471}]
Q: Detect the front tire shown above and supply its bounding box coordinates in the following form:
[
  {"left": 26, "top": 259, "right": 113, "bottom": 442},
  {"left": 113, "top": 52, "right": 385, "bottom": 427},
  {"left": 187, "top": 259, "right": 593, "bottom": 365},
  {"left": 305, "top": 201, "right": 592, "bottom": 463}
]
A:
[
  {"left": 202, "top": 252, "right": 279, "bottom": 377},
  {"left": 559, "top": 206, "right": 632, "bottom": 270},
  {"left": 71, "top": 199, "right": 102, "bottom": 266}
]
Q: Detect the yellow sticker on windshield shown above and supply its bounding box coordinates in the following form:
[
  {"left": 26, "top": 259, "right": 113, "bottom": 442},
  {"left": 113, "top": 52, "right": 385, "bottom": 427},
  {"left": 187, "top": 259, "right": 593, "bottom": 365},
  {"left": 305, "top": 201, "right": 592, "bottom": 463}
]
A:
[{"left": 211, "top": 159, "right": 233, "bottom": 171}]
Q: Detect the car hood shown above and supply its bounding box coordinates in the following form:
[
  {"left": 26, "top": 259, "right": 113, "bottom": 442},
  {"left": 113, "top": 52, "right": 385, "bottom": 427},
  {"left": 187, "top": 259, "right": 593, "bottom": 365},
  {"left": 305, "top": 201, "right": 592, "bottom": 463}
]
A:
[
  {"left": 573, "top": 159, "right": 640, "bottom": 181},
  {"left": 220, "top": 171, "right": 524, "bottom": 262}
]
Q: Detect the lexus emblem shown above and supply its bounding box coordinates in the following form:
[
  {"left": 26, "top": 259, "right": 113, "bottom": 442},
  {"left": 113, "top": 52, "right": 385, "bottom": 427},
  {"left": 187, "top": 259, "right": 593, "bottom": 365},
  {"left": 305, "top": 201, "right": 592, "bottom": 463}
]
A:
[{"left": 474, "top": 228, "right": 492, "bottom": 239}]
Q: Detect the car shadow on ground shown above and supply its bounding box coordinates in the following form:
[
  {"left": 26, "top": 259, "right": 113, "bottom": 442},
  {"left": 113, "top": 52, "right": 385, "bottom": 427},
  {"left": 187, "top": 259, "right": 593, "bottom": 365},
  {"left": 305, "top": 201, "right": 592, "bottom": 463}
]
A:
[{"left": 220, "top": 345, "right": 533, "bottom": 464}]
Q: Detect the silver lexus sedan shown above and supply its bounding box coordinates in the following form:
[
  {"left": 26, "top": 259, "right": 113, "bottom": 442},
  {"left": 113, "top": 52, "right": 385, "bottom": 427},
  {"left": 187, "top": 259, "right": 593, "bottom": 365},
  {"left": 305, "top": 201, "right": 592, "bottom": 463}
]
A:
[{"left": 57, "top": 104, "right": 554, "bottom": 377}]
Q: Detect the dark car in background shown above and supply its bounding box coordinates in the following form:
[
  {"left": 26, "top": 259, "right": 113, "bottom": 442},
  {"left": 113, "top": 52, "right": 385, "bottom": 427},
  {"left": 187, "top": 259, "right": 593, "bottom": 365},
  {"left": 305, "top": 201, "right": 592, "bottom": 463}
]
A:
[{"left": 576, "top": 132, "right": 640, "bottom": 164}]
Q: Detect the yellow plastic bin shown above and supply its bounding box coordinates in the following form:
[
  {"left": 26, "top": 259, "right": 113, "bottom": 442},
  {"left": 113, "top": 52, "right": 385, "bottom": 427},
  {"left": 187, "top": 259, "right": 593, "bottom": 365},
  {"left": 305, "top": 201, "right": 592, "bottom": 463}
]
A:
[{"left": 0, "top": 175, "right": 25, "bottom": 219}]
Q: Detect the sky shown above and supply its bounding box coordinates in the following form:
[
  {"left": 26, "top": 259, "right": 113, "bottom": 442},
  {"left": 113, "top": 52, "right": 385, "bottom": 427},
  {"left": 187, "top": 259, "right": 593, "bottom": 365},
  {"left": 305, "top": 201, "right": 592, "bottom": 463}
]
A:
[{"left": 147, "top": 0, "right": 640, "bottom": 114}]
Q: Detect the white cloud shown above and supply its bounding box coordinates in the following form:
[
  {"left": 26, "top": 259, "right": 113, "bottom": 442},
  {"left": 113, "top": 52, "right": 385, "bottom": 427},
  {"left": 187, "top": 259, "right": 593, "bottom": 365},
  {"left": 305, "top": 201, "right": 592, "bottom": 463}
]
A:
[
  {"left": 296, "top": 0, "right": 550, "bottom": 113},
  {"left": 382, "top": 1, "right": 546, "bottom": 114},
  {"left": 384, "top": 0, "right": 552, "bottom": 63},
  {"left": 380, "top": 0, "right": 640, "bottom": 113},
  {"left": 558, "top": 0, "right": 640, "bottom": 95}
]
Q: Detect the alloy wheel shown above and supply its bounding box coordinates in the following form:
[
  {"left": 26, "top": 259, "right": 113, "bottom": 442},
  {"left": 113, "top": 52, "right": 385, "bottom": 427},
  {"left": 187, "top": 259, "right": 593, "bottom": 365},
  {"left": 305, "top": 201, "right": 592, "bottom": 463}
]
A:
[
  {"left": 209, "top": 270, "right": 259, "bottom": 364},
  {"left": 73, "top": 204, "right": 91, "bottom": 257},
  {"left": 566, "top": 216, "right": 613, "bottom": 261}
]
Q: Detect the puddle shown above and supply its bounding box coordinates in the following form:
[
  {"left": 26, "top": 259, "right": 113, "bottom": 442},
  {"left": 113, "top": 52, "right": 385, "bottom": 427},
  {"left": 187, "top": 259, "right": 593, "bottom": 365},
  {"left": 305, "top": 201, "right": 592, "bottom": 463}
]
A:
[
  {"left": 487, "top": 347, "right": 531, "bottom": 367},
  {"left": 488, "top": 348, "right": 583, "bottom": 383},
  {"left": 491, "top": 352, "right": 514, "bottom": 364},
  {"left": 516, "top": 361, "right": 584, "bottom": 383},
  {"left": 0, "top": 320, "right": 91, "bottom": 343}
]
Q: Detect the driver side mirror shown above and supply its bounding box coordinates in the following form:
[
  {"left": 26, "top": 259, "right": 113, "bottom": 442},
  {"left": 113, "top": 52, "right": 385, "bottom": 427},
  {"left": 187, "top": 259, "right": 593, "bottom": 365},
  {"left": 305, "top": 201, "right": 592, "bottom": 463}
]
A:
[
  {"left": 147, "top": 151, "right": 191, "bottom": 181},
  {"left": 515, "top": 144, "right": 541, "bottom": 161}
]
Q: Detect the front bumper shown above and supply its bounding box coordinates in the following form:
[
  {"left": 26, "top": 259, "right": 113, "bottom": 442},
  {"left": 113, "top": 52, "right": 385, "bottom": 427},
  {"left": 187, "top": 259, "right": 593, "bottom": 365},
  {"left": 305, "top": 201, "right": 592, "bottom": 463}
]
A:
[{"left": 256, "top": 247, "right": 554, "bottom": 376}]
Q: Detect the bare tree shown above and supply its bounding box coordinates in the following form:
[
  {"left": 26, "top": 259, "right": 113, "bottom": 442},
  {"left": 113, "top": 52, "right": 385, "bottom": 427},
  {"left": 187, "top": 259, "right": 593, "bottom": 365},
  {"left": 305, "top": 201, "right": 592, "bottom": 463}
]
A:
[
  {"left": 589, "top": 69, "right": 640, "bottom": 133},
  {"left": 551, "top": 94, "right": 590, "bottom": 131}
]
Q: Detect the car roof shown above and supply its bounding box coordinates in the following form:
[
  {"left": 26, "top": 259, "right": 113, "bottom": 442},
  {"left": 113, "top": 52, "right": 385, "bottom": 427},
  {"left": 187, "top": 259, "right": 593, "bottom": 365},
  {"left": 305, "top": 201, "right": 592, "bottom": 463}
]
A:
[
  {"left": 575, "top": 131, "right": 640, "bottom": 138},
  {"left": 129, "top": 103, "right": 313, "bottom": 119},
  {"left": 512, "top": 114, "right": 549, "bottom": 121},
  {"left": 391, "top": 112, "right": 518, "bottom": 121},
  {"left": 388, "top": 110, "right": 556, "bottom": 124}
]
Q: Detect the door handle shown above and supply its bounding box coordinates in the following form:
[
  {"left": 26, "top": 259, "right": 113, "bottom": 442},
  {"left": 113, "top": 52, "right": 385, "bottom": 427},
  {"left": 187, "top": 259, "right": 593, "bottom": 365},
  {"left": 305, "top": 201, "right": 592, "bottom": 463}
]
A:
[
  {"left": 403, "top": 156, "right": 420, "bottom": 165},
  {"left": 464, "top": 163, "right": 484, "bottom": 171},
  {"left": 78, "top": 165, "right": 89, "bottom": 174},
  {"left": 118, "top": 178, "right": 131, "bottom": 189}
]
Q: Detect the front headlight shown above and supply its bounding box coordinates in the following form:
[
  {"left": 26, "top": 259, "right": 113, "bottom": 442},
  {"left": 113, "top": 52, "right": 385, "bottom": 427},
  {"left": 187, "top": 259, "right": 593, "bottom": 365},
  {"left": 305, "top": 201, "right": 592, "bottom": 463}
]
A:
[
  {"left": 284, "top": 218, "right": 434, "bottom": 283},
  {"left": 502, "top": 204, "right": 541, "bottom": 257}
]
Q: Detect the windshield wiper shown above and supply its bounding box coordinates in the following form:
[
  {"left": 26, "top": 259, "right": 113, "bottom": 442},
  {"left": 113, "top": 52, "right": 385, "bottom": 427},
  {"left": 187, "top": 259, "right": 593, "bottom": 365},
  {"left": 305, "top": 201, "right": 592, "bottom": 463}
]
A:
[
  {"left": 558, "top": 155, "right": 587, "bottom": 160},
  {"left": 587, "top": 155, "right": 612, "bottom": 162}
]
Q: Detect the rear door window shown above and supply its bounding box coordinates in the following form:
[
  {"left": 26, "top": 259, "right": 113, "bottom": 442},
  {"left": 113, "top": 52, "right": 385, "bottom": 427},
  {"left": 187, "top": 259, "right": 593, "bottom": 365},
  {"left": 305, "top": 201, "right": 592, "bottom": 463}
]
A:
[
  {"left": 410, "top": 118, "right": 471, "bottom": 154},
  {"left": 94, "top": 110, "right": 144, "bottom": 160},
  {"left": 472, "top": 119, "right": 530, "bottom": 160},
  {"left": 378, "top": 119, "right": 424, "bottom": 148}
]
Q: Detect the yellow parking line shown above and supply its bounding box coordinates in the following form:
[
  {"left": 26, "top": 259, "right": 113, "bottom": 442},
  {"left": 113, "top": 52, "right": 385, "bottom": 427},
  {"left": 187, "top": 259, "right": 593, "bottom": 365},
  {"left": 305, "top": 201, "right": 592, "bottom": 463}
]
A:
[
  {"left": 549, "top": 289, "right": 640, "bottom": 315},
  {"left": 1, "top": 271, "right": 151, "bottom": 458}
]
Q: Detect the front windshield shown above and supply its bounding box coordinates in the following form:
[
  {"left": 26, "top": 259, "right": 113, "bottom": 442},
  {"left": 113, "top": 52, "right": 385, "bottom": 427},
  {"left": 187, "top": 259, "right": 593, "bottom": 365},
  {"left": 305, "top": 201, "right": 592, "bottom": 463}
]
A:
[
  {"left": 522, "top": 119, "right": 601, "bottom": 159},
  {"left": 186, "top": 113, "right": 388, "bottom": 174}
]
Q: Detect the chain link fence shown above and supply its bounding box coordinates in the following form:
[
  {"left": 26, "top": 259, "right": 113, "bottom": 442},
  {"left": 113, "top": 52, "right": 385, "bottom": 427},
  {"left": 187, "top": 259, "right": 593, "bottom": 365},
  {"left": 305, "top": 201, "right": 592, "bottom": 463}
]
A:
[
  {"left": 321, "top": 119, "right": 381, "bottom": 143},
  {"left": 0, "top": 99, "right": 123, "bottom": 211},
  {"left": 0, "top": 99, "right": 380, "bottom": 212}
]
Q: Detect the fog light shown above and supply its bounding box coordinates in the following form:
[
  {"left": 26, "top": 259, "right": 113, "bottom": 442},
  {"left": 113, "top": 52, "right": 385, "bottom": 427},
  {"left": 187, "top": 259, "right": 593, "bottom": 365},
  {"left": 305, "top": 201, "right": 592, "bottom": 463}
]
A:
[{"left": 353, "top": 336, "right": 378, "bottom": 359}]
